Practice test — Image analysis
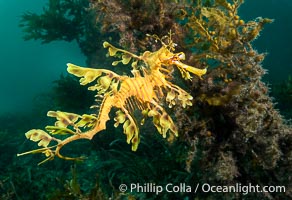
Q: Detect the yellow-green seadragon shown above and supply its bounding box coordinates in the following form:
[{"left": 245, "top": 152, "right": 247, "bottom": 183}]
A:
[{"left": 17, "top": 34, "right": 206, "bottom": 164}]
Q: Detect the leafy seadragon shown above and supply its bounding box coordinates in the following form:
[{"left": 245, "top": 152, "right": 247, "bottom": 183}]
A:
[{"left": 17, "top": 34, "right": 206, "bottom": 164}]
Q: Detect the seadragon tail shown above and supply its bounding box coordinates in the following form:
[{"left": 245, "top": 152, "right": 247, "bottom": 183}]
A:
[{"left": 54, "top": 94, "right": 115, "bottom": 160}]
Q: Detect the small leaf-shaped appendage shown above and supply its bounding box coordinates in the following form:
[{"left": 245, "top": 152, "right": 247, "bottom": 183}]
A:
[
  {"left": 67, "top": 63, "right": 102, "bottom": 85},
  {"left": 103, "top": 41, "right": 140, "bottom": 68},
  {"left": 131, "top": 60, "right": 138, "bottom": 69},
  {"left": 45, "top": 126, "right": 76, "bottom": 135},
  {"left": 75, "top": 114, "right": 97, "bottom": 128},
  {"left": 147, "top": 109, "right": 159, "bottom": 117},
  {"left": 103, "top": 41, "right": 118, "bottom": 56},
  {"left": 178, "top": 93, "right": 193, "bottom": 108},
  {"left": 25, "top": 129, "right": 52, "bottom": 147},
  {"left": 148, "top": 109, "right": 163, "bottom": 134},
  {"left": 148, "top": 109, "right": 178, "bottom": 139},
  {"left": 122, "top": 119, "right": 139, "bottom": 151},
  {"left": 111, "top": 52, "right": 132, "bottom": 66},
  {"left": 166, "top": 90, "right": 176, "bottom": 108},
  {"left": 131, "top": 133, "right": 140, "bottom": 151},
  {"left": 112, "top": 61, "right": 120, "bottom": 66},
  {"left": 178, "top": 68, "right": 192, "bottom": 80},
  {"left": 47, "top": 111, "right": 80, "bottom": 128},
  {"left": 114, "top": 110, "right": 126, "bottom": 127},
  {"left": 97, "top": 76, "right": 112, "bottom": 92},
  {"left": 122, "top": 54, "right": 132, "bottom": 64},
  {"left": 159, "top": 113, "right": 172, "bottom": 137},
  {"left": 140, "top": 109, "right": 149, "bottom": 125},
  {"left": 38, "top": 149, "right": 55, "bottom": 164}
]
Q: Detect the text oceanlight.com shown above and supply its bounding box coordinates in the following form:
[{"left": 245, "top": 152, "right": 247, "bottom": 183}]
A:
[{"left": 118, "top": 183, "right": 286, "bottom": 195}]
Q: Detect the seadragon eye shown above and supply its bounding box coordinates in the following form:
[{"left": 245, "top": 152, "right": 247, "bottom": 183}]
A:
[
  {"left": 170, "top": 52, "right": 186, "bottom": 62},
  {"left": 177, "top": 52, "right": 185, "bottom": 60}
]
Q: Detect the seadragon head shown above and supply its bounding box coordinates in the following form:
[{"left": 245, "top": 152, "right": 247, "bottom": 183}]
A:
[{"left": 143, "top": 32, "right": 207, "bottom": 80}]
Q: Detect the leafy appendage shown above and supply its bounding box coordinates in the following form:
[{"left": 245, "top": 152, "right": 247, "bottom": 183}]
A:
[
  {"left": 25, "top": 129, "right": 53, "bottom": 147},
  {"left": 148, "top": 108, "right": 178, "bottom": 140}
]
